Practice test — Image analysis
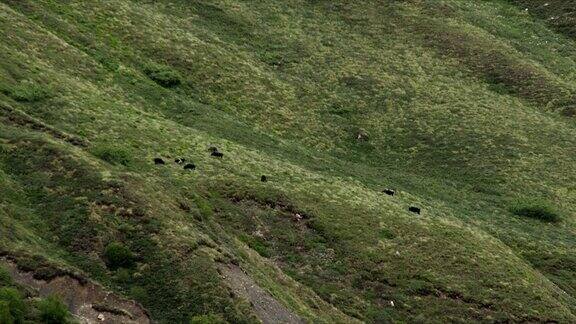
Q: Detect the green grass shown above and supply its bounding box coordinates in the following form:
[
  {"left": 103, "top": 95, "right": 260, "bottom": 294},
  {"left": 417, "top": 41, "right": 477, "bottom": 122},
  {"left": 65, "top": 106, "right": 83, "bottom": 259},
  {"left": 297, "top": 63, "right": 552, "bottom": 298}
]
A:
[
  {"left": 507, "top": 0, "right": 576, "bottom": 39},
  {"left": 143, "top": 63, "right": 182, "bottom": 88},
  {"left": 0, "top": 0, "right": 575, "bottom": 322},
  {"left": 91, "top": 145, "right": 132, "bottom": 166},
  {"left": 510, "top": 200, "right": 561, "bottom": 223},
  {"left": 3, "top": 81, "right": 50, "bottom": 103}
]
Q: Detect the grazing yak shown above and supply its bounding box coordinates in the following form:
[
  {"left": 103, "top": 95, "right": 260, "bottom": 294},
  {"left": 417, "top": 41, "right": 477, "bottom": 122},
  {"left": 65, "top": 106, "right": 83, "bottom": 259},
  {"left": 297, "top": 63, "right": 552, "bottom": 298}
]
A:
[
  {"left": 183, "top": 163, "right": 196, "bottom": 170},
  {"left": 154, "top": 158, "right": 165, "bottom": 165},
  {"left": 261, "top": 175, "right": 267, "bottom": 182},
  {"left": 175, "top": 158, "right": 186, "bottom": 164},
  {"left": 211, "top": 151, "right": 224, "bottom": 158},
  {"left": 409, "top": 206, "right": 421, "bottom": 214},
  {"left": 383, "top": 188, "right": 395, "bottom": 196}
]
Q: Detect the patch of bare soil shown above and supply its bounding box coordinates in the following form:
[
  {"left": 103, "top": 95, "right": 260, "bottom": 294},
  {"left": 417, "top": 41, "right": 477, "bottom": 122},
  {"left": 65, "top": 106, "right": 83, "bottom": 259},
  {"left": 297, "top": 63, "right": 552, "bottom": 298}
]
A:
[
  {"left": 219, "top": 264, "right": 304, "bottom": 324},
  {"left": 1, "top": 259, "right": 150, "bottom": 324}
]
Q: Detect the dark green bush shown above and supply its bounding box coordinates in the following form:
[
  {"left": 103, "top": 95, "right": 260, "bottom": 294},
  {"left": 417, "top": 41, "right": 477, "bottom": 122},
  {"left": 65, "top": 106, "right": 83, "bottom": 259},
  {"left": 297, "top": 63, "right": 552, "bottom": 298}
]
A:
[
  {"left": 129, "top": 286, "right": 148, "bottom": 303},
  {"left": 114, "top": 268, "right": 133, "bottom": 283},
  {"left": 144, "top": 64, "right": 182, "bottom": 88},
  {"left": 92, "top": 145, "right": 131, "bottom": 166},
  {"left": 0, "top": 288, "right": 26, "bottom": 323},
  {"left": 510, "top": 200, "right": 560, "bottom": 223},
  {"left": 0, "top": 267, "right": 12, "bottom": 286},
  {"left": 238, "top": 234, "right": 271, "bottom": 258},
  {"left": 37, "top": 296, "right": 70, "bottom": 324},
  {"left": 104, "top": 242, "right": 136, "bottom": 270},
  {"left": 0, "top": 301, "right": 13, "bottom": 324}
]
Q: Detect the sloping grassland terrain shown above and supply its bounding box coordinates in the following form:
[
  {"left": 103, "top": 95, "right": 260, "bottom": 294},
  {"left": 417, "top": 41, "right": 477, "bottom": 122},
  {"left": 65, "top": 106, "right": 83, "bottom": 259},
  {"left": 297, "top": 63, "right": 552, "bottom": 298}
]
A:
[{"left": 0, "top": 0, "right": 575, "bottom": 322}]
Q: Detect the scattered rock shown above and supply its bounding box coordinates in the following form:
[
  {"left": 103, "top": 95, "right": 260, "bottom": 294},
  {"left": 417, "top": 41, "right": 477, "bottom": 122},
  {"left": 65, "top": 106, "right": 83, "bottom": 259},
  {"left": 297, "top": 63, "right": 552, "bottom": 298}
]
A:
[
  {"left": 293, "top": 213, "right": 303, "bottom": 222},
  {"left": 253, "top": 229, "right": 265, "bottom": 238},
  {"left": 179, "top": 201, "right": 191, "bottom": 212},
  {"left": 356, "top": 129, "right": 369, "bottom": 141}
]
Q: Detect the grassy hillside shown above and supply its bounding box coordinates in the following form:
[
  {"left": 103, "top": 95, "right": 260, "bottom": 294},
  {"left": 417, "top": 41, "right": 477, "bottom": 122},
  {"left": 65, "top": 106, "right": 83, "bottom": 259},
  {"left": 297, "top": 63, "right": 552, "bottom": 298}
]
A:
[
  {"left": 0, "top": 0, "right": 575, "bottom": 322},
  {"left": 509, "top": 0, "right": 576, "bottom": 40}
]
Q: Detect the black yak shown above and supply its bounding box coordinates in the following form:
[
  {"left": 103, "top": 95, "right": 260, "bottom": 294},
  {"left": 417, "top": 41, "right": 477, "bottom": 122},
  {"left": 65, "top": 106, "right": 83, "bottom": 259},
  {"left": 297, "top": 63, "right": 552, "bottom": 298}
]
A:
[
  {"left": 184, "top": 163, "right": 196, "bottom": 170},
  {"left": 154, "top": 158, "right": 165, "bottom": 165},
  {"left": 211, "top": 151, "right": 224, "bottom": 158},
  {"left": 383, "top": 189, "right": 395, "bottom": 196},
  {"left": 409, "top": 206, "right": 421, "bottom": 214}
]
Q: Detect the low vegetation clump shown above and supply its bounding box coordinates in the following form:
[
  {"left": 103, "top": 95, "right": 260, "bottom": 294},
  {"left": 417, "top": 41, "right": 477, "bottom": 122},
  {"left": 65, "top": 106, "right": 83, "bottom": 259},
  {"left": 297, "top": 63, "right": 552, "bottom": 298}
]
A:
[
  {"left": 0, "top": 287, "right": 26, "bottom": 324},
  {"left": 92, "top": 145, "right": 131, "bottom": 166},
  {"left": 510, "top": 200, "right": 561, "bottom": 223},
  {"left": 0, "top": 301, "right": 13, "bottom": 324},
  {"left": 0, "top": 268, "right": 11, "bottom": 286},
  {"left": 5, "top": 81, "right": 50, "bottom": 103},
  {"left": 143, "top": 63, "right": 182, "bottom": 88},
  {"left": 37, "top": 296, "right": 71, "bottom": 324},
  {"left": 189, "top": 314, "right": 227, "bottom": 324},
  {"left": 104, "top": 242, "right": 136, "bottom": 270}
]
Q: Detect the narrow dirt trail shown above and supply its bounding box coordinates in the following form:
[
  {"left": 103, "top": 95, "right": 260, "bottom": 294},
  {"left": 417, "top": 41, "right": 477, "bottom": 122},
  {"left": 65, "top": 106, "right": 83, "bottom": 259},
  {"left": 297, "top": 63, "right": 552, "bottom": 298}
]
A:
[{"left": 220, "top": 264, "right": 305, "bottom": 324}]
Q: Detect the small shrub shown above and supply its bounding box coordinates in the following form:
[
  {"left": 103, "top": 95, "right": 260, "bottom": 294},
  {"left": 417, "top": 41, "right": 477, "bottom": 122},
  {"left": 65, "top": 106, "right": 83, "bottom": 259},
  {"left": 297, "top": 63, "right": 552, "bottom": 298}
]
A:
[
  {"left": 37, "top": 296, "right": 70, "bottom": 324},
  {"left": 7, "top": 81, "right": 50, "bottom": 102},
  {"left": 379, "top": 228, "right": 395, "bottom": 240},
  {"left": 0, "top": 301, "right": 13, "bottom": 324},
  {"left": 129, "top": 286, "right": 148, "bottom": 303},
  {"left": 144, "top": 64, "right": 182, "bottom": 88},
  {"left": 190, "top": 314, "right": 227, "bottom": 324},
  {"left": 104, "top": 242, "right": 136, "bottom": 270},
  {"left": 0, "top": 267, "right": 12, "bottom": 286},
  {"left": 92, "top": 145, "right": 131, "bottom": 166},
  {"left": 14, "top": 256, "right": 42, "bottom": 273},
  {"left": 191, "top": 194, "right": 213, "bottom": 221},
  {"left": 238, "top": 234, "right": 271, "bottom": 258},
  {"left": 114, "top": 268, "right": 133, "bottom": 283},
  {"left": 0, "top": 288, "right": 26, "bottom": 323},
  {"left": 510, "top": 200, "right": 560, "bottom": 223},
  {"left": 33, "top": 267, "right": 63, "bottom": 281}
]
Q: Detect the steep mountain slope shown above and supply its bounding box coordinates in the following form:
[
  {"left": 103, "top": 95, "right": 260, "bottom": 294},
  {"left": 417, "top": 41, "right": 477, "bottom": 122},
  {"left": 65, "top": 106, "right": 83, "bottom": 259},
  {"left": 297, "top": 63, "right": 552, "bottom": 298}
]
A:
[{"left": 0, "top": 0, "right": 575, "bottom": 322}]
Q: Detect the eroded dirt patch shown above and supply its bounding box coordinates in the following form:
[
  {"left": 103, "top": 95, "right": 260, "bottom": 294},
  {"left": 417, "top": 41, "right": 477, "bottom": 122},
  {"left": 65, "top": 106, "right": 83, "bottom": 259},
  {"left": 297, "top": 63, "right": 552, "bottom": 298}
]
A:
[
  {"left": 1, "top": 259, "right": 150, "bottom": 324},
  {"left": 219, "top": 264, "right": 304, "bottom": 324}
]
